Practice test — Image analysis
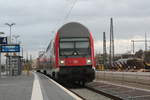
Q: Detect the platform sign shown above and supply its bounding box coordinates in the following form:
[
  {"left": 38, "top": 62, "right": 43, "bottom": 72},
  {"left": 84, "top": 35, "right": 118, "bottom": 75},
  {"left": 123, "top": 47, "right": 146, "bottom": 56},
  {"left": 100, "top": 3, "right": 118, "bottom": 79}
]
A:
[
  {"left": 0, "top": 37, "right": 7, "bottom": 44},
  {"left": 0, "top": 44, "right": 20, "bottom": 52}
]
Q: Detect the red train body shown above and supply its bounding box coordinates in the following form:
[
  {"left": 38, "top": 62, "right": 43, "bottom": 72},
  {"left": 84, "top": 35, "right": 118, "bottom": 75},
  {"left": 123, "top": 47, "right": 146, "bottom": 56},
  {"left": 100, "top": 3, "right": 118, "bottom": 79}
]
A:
[{"left": 38, "top": 22, "right": 95, "bottom": 83}]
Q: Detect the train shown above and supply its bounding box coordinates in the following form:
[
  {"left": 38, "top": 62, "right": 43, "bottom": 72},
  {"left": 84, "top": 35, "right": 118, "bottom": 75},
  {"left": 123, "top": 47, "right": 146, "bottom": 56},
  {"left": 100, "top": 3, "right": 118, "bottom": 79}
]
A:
[{"left": 37, "top": 22, "right": 95, "bottom": 85}]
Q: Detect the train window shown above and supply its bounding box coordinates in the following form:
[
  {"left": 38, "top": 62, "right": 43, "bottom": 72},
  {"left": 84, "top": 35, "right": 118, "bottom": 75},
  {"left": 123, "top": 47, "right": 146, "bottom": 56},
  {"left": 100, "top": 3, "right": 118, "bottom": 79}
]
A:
[
  {"left": 59, "top": 49, "right": 74, "bottom": 56},
  {"left": 60, "top": 38, "right": 89, "bottom": 42},
  {"left": 59, "top": 38, "right": 91, "bottom": 57},
  {"left": 60, "top": 42, "right": 74, "bottom": 49},
  {"left": 76, "top": 42, "right": 89, "bottom": 48}
]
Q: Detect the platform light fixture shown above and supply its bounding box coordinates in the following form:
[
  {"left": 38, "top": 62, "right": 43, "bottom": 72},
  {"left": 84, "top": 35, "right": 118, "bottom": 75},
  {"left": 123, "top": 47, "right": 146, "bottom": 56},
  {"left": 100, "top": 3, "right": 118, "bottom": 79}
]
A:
[{"left": 5, "top": 23, "right": 16, "bottom": 43}]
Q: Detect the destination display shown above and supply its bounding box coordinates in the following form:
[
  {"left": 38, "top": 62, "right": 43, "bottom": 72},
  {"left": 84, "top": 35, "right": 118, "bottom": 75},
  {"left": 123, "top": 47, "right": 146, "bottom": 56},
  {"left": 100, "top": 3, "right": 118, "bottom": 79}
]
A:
[{"left": 0, "top": 44, "right": 20, "bottom": 52}]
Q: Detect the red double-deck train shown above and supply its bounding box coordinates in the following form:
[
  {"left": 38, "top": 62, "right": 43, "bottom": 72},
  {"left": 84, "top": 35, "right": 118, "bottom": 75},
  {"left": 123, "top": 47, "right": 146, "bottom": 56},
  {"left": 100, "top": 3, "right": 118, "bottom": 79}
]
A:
[{"left": 37, "top": 22, "right": 95, "bottom": 84}]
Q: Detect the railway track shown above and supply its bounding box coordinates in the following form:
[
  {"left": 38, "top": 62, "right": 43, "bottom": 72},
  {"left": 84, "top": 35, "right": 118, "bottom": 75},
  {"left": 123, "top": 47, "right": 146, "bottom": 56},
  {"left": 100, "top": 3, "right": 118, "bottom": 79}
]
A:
[
  {"left": 63, "top": 82, "right": 122, "bottom": 100},
  {"left": 38, "top": 72, "right": 150, "bottom": 100},
  {"left": 39, "top": 72, "right": 120, "bottom": 100},
  {"left": 69, "top": 87, "right": 111, "bottom": 100}
]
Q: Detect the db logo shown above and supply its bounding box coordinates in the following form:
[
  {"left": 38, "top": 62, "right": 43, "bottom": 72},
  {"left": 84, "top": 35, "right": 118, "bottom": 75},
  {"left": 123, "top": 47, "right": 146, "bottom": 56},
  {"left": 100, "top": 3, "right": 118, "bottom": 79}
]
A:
[{"left": 73, "top": 60, "right": 78, "bottom": 63}]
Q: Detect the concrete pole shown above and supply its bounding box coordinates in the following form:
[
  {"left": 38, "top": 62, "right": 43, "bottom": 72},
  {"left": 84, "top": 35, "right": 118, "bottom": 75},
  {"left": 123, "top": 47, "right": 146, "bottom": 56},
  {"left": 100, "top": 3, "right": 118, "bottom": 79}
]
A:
[
  {"left": 145, "top": 33, "right": 147, "bottom": 51},
  {"left": 131, "top": 40, "right": 135, "bottom": 54},
  {"left": 132, "top": 40, "right": 135, "bottom": 54},
  {"left": 103, "top": 32, "right": 107, "bottom": 65},
  {"left": 10, "top": 26, "right": 11, "bottom": 43}
]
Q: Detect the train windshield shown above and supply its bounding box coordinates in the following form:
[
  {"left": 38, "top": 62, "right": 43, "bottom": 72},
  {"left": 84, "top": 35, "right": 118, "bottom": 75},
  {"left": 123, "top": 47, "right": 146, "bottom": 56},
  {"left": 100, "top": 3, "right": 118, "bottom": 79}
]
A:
[{"left": 59, "top": 38, "right": 91, "bottom": 57}]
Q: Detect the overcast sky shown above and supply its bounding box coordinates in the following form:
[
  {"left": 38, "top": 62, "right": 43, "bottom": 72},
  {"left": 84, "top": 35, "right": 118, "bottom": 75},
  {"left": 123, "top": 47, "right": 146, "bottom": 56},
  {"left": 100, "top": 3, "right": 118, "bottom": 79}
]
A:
[{"left": 0, "top": 0, "right": 150, "bottom": 59}]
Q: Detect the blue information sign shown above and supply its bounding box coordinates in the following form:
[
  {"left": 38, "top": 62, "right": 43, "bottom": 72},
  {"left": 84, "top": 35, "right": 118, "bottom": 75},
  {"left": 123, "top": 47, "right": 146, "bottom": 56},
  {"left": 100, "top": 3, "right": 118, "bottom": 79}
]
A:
[
  {"left": 0, "top": 37, "right": 7, "bottom": 44},
  {"left": 1, "top": 44, "right": 20, "bottom": 52}
]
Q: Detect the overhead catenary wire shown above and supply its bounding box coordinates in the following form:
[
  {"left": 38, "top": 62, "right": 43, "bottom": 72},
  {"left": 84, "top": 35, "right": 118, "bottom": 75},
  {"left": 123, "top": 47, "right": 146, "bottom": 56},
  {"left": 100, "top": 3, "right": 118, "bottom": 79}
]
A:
[
  {"left": 46, "top": 0, "right": 78, "bottom": 50},
  {"left": 62, "top": 0, "right": 78, "bottom": 24},
  {"left": 52, "top": 0, "right": 78, "bottom": 33}
]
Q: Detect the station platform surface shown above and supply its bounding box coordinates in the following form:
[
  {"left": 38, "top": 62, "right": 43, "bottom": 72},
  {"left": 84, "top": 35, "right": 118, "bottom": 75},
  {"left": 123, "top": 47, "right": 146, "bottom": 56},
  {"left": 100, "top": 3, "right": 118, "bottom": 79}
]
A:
[
  {"left": 87, "top": 81, "right": 150, "bottom": 100},
  {"left": 0, "top": 72, "right": 81, "bottom": 100},
  {"left": 0, "top": 73, "right": 34, "bottom": 100}
]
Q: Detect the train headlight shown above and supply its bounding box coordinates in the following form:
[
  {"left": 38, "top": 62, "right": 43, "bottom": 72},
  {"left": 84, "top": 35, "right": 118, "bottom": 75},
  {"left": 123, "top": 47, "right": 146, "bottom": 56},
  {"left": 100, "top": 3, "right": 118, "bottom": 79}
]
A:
[
  {"left": 86, "top": 59, "right": 92, "bottom": 64},
  {"left": 60, "top": 60, "right": 64, "bottom": 64},
  {"left": 59, "top": 60, "right": 65, "bottom": 65}
]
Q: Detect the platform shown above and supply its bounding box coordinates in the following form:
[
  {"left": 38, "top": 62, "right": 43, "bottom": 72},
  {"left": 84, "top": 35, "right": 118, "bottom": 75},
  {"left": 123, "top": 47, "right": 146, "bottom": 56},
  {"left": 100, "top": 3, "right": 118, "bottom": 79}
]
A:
[
  {"left": 87, "top": 81, "right": 150, "bottom": 100},
  {"left": 0, "top": 73, "right": 34, "bottom": 100},
  {"left": 0, "top": 72, "right": 81, "bottom": 100}
]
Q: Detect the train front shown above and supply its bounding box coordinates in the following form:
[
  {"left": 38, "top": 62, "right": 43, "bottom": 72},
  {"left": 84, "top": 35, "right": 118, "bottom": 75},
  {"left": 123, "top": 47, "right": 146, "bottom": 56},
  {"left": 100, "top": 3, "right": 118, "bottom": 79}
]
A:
[{"left": 56, "top": 22, "right": 95, "bottom": 83}]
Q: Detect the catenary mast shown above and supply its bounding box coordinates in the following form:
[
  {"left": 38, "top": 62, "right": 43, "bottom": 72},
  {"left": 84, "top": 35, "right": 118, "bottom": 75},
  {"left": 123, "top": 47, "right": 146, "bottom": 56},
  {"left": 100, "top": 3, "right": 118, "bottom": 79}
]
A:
[{"left": 109, "top": 18, "right": 115, "bottom": 66}]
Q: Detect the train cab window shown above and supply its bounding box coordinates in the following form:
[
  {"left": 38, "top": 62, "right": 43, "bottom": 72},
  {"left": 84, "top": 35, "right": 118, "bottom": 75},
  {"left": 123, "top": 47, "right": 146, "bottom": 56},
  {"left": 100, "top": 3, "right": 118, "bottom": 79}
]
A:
[
  {"left": 60, "top": 42, "right": 74, "bottom": 49},
  {"left": 76, "top": 42, "right": 89, "bottom": 48},
  {"left": 59, "top": 38, "right": 91, "bottom": 57}
]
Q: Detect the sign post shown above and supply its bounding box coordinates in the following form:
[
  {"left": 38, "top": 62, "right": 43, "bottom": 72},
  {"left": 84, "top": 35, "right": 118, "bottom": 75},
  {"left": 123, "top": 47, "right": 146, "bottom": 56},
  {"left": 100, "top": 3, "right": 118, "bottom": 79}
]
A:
[
  {"left": 0, "top": 36, "right": 7, "bottom": 77},
  {"left": 0, "top": 44, "right": 20, "bottom": 76}
]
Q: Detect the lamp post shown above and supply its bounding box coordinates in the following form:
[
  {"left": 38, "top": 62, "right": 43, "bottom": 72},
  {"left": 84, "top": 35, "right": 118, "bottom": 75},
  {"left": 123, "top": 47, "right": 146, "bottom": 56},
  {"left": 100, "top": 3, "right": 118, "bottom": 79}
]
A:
[
  {"left": 5, "top": 23, "right": 15, "bottom": 76},
  {"left": 5, "top": 23, "right": 15, "bottom": 44},
  {"left": 0, "top": 32, "right": 4, "bottom": 77}
]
